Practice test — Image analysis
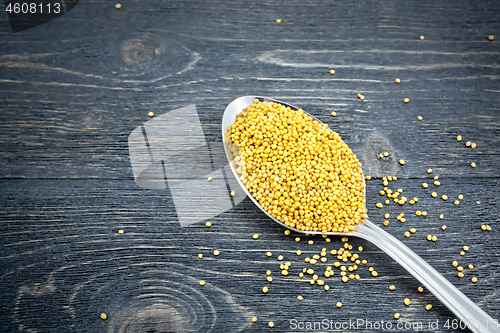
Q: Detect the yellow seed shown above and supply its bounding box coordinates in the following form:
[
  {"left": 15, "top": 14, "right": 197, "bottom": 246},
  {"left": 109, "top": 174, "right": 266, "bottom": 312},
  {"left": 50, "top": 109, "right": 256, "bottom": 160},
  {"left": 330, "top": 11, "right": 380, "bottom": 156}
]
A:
[
  {"left": 361, "top": 260, "right": 367, "bottom": 264},
  {"left": 463, "top": 246, "right": 469, "bottom": 251},
  {"left": 278, "top": 255, "right": 284, "bottom": 261},
  {"left": 458, "top": 272, "right": 464, "bottom": 278},
  {"left": 395, "top": 78, "right": 401, "bottom": 83},
  {"left": 460, "top": 251, "right": 465, "bottom": 256},
  {"left": 267, "top": 252, "right": 272, "bottom": 257},
  {"left": 393, "top": 176, "right": 398, "bottom": 180},
  {"left": 365, "top": 175, "right": 371, "bottom": 180},
  {"left": 206, "top": 221, "right": 212, "bottom": 227},
  {"left": 404, "top": 98, "right": 409, "bottom": 103},
  {"left": 252, "top": 316, "right": 257, "bottom": 323},
  {"left": 383, "top": 180, "right": 388, "bottom": 186},
  {"left": 399, "top": 159, "right": 405, "bottom": 165},
  {"left": 458, "top": 194, "right": 463, "bottom": 200},
  {"left": 418, "top": 116, "right": 423, "bottom": 121},
  {"left": 427, "top": 168, "right": 432, "bottom": 174},
  {"left": 488, "top": 35, "right": 494, "bottom": 41},
  {"left": 404, "top": 298, "right": 411, "bottom": 306},
  {"left": 394, "top": 313, "right": 400, "bottom": 319},
  {"left": 360, "top": 95, "right": 365, "bottom": 100},
  {"left": 213, "top": 250, "right": 220, "bottom": 256},
  {"left": 481, "top": 224, "right": 486, "bottom": 230},
  {"left": 198, "top": 253, "right": 203, "bottom": 259},
  {"left": 426, "top": 304, "right": 432, "bottom": 311},
  {"left": 388, "top": 176, "right": 393, "bottom": 181},
  {"left": 471, "top": 162, "right": 476, "bottom": 168},
  {"left": 454, "top": 200, "right": 459, "bottom": 205},
  {"left": 457, "top": 266, "right": 464, "bottom": 272},
  {"left": 325, "top": 238, "right": 331, "bottom": 242},
  {"left": 268, "top": 321, "right": 274, "bottom": 328},
  {"left": 230, "top": 191, "right": 236, "bottom": 196},
  {"left": 471, "top": 142, "right": 476, "bottom": 149},
  {"left": 284, "top": 230, "right": 291, "bottom": 236},
  {"left": 418, "top": 286, "right": 423, "bottom": 292},
  {"left": 466, "top": 141, "right": 471, "bottom": 147},
  {"left": 410, "top": 228, "right": 416, "bottom": 233},
  {"left": 329, "top": 69, "right": 336, "bottom": 75},
  {"left": 147, "top": 111, "right": 153, "bottom": 117},
  {"left": 310, "top": 259, "right": 317, "bottom": 265},
  {"left": 200, "top": 280, "right": 205, "bottom": 286},
  {"left": 434, "top": 181, "right": 440, "bottom": 186},
  {"left": 383, "top": 220, "right": 389, "bottom": 226},
  {"left": 385, "top": 213, "right": 390, "bottom": 219},
  {"left": 486, "top": 225, "right": 491, "bottom": 231},
  {"left": 336, "top": 302, "right": 343, "bottom": 308},
  {"left": 253, "top": 234, "right": 259, "bottom": 239},
  {"left": 413, "top": 197, "right": 418, "bottom": 202},
  {"left": 376, "top": 203, "right": 383, "bottom": 208},
  {"left": 452, "top": 261, "right": 458, "bottom": 267},
  {"left": 442, "top": 195, "right": 448, "bottom": 201},
  {"left": 416, "top": 210, "right": 422, "bottom": 216},
  {"left": 409, "top": 200, "right": 415, "bottom": 205},
  {"left": 472, "top": 277, "right": 477, "bottom": 283},
  {"left": 457, "top": 135, "right": 462, "bottom": 141},
  {"left": 385, "top": 200, "right": 390, "bottom": 205},
  {"left": 372, "top": 271, "right": 378, "bottom": 277},
  {"left": 439, "top": 214, "right": 444, "bottom": 219},
  {"left": 431, "top": 192, "right": 437, "bottom": 198},
  {"left": 299, "top": 272, "right": 304, "bottom": 278},
  {"left": 324, "top": 285, "right": 330, "bottom": 290},
  {"left": 266, "top": 270, "right": 272, "bottom": 276},
  {"left": 262, "top": 286, "right": 268, "bottom": 293},
  {"left": 404, "top": 231, "right": 410, "bottom": 238},
  {"left": 427, "top": 235, "right": 432, "bottom": 241},
  {"left": 118, "top": 230, "right": 124, "bottom": 234},
  {"left": 276, "top": 19, "right": 281, "bottom": 23},
  {"left": 442, "top": 225, "right": 447, "bottom": 230},
  {"left": 422, "top": 211, "right": 427, "bottom": 216},
  {"left": 295, "top": 250, "right": 301, "bottom": 256},
  {"left": 101, "top": 313, "right": 107, "bottom": 320},
  {"left": 384, "top": 152, "right": 389, "bottom": 157},
  {"left": 317, "top": 279, "right": 325, "bottom": 286},
  {"left": 431, "top": 236, "right": 437, "bottom": 242},
  {"left": 207, "top": 176, "right": 213, "bottom": 181},
  {"left": 297, "top": 295, "right": 303, "bottom": 301},
  {"left": 389, "top": 285, "right": 396, "bottom": 291},
  {"left": 423, "top": 183, "right": 428, "bottom": 188},
  {"left": 420, "top": 35, "right": 425, "bottom": 40},
  {"left": 468, "top": 264, "right": 473, "bottom": 269},
  {"left": 342, "top": 276, "right": 348, "bottom": 283}
]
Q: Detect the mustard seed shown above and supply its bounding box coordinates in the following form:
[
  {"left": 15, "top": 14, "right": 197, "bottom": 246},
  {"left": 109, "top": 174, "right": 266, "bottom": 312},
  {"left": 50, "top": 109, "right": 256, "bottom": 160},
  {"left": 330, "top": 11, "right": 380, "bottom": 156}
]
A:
[
  {"left": 101, "top": 313, "right": 107, "bottom": 320},
  {"left": 395, "top": 78, "right": 401, "bottom": 83}
]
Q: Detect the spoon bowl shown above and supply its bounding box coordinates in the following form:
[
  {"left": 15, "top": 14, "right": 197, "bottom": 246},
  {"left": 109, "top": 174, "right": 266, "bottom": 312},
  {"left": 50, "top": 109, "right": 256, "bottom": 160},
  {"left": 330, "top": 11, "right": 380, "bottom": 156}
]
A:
[{"left": 222, "top": 95, "right": 499, "bottom": 333}]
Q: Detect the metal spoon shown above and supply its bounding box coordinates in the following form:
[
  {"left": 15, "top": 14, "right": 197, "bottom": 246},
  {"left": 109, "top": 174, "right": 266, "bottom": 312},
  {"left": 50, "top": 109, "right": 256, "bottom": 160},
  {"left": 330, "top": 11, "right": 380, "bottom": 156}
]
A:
[{"left": 222, "top": 95, "right": 499, "bottom": 333}]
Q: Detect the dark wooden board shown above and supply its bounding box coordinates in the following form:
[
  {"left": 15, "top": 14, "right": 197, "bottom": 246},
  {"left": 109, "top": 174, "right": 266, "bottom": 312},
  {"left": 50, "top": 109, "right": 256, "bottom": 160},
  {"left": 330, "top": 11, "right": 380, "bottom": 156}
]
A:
[{"left": 1, "top": 0, "right": 500, "bottom": 332}]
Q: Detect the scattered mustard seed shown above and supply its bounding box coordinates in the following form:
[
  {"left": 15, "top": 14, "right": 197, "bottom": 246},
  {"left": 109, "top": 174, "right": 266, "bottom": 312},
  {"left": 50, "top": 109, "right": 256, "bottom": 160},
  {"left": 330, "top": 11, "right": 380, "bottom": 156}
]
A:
[
  {"left": 395, "top": 78, "right": 401, "bottom": 83},
  {"left": 252, "top": 316, "right": 257, "bottom": 323},
  {"left": 394, "top": 313, "right": 400, "bottom": 319},
  {"left": 457, "top": 135, "right": 462, "bottom": 141},
  {"left": 297, "top": 295, "right": 303, "bottom": 301},
  {"left": 439, "top": 214, "right": 444, "bottom": 219},
  {"left": 268, "top": 321, "right": 274, "bottom": 328},
  {"left": 468, "top": 264, "right": 473, "bottom": 269},
  {"left": 423, "top": 183, "right": 428, "bottom": 188},
  {"left": 276, "top": 19, "right": 281, "bottom": 23},
  {"left": 471, "top": 162, "right": 476, "bottom": 168},
  {"left": 463, "top": 246, "right": 469, "bottom": 251},
  {"left": 207, "top": 176, "right": 213, "bottom": 181},
  {"left": 253, "top": 234, "right": 259, "bottom": 239},
  {"left": 404, "top": 98, "right": 409, "bottom": 103},
  {"left": 278, "top": 255, "right": 284, "bottom": 261},
  {"left": 458, "top": 272, "right": 464, "bottom": 278},
  {"left": 418, "top": 116, "right": 423, "bottom": 121},
  {"left": 488, "top": 35, "right": 494, "bottom": 41},
  {"left": 284, "top": 230, "right": 291, "bottom": 235},
  {"left": 404, "top": 298, "right": 411, "bottom": 306},
  {"left": 431, "top": 192, "right": 437, "bottom": 198},
  {"left": 434, "top": 181, "right": 441, "bottom": 186},
  {"left": 472, "top": 277, "right": 478, "bottom": 283},
  {"left": 118, "top": 230, "right": 124, "bottom": 234},
  {"left": 147, "top": 111, "right": 154, "bottom": 117},
  {"left": 198, "top": 253, "right": 203, "bottom": 259},
  {"left": 418, "top": 286, "right": 423, "bottom": 292},
  {"left": 101, "top": 313, "right": 107, "bottom": 320},
  {"left": 420, "top": 35, "right": 425, "bottom": 40},
  {"left": 442, "top": 195, "right": 448, "bottom": 201},
  {"left": 389, "top": 285, "right": 396, "bottom": 291},
  {"left": 454, "top": 200, "right": 460, "bottom": 205},
  {"left": 213, "top": 250, "right": 220, "bottom": 256},
  {"left": 460, "top": 251, "right": 465, "bottom": 256},
  {"left": 442, "top": 225, "right": 447, "bottom": 230},
  {"left": 471, "top": 142, "right": 476, "bottom": 149},
  {"left": 324, "top": 285, "right": 330, "bottom": 291},
  {"left": 206, "top": 221, "right": 212, "bottom": 227},
  {"left": 330, "top": 69, "right": 336, "bottom": 75},
  {"left": 330, "top": 111, "right": 336, "bottom": 116},
  {"left": 452, "top": 261, "right": 458, "bottom": 267},
  {"left": 426, "top": 304, "right": 433, "bottom": 311},
  {"left": 267, "top": 252, "right": 272, "bottom": 257},
  {"left": 200, "top": 280, "right": 205, "bottom": 286},
  {"left": 230, "top": 191, "right": 236, "bottom": 196},
  {"left": 336, "top": 302, "right": 342, "bottom": 308},
  {"left": 431, "top": 235, "right": 437, "bottom": 242},
  {"left": 399, "top": 159, "right": 405, "bottom": 165}
]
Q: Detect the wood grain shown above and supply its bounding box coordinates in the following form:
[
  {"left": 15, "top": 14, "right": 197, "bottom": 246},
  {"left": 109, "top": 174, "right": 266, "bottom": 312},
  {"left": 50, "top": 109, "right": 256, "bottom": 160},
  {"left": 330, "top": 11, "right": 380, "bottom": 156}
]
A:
[{"left": 0, "top": 0, "right": 499, "bottom": 332}]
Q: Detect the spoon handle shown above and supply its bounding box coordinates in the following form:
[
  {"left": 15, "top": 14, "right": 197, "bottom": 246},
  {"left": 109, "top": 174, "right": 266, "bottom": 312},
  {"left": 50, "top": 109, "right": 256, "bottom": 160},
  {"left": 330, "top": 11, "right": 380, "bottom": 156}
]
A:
[{"left": 356, "top": 220, "right": 500, "bottom": 333}]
